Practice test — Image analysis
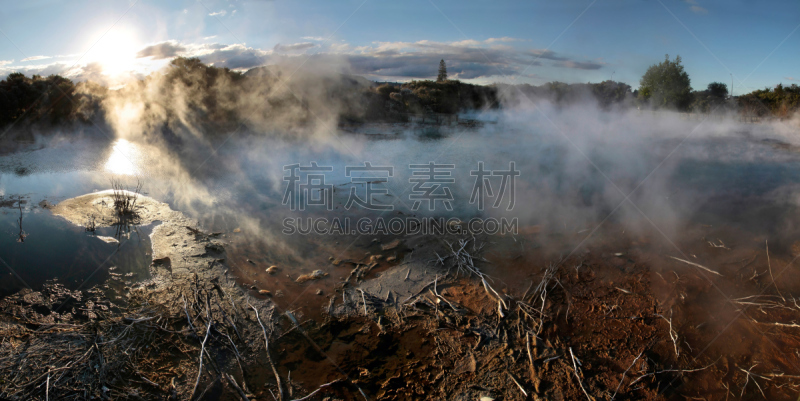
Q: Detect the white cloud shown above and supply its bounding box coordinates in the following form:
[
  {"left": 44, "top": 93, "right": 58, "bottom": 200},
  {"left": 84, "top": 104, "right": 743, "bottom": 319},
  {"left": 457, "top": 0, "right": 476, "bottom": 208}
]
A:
[
  {"left": 273, "top": 42, "right": 316, "bottom": 53},
  {"left": 1, "top": 37, "right": 607, "bottom": 84},
  {"left": 341, "top": 38, "right": 604, "bottom": 80},
  {"left": 192, "top": 43, "right": 271, "bottom": 69},
  {"left": 208, "top": 10, "right": 227, "bottom": 17},
  {"left": 21, "top": 55, "right": 51, "bottom": 62},
  {"left": 176, "top": 37, "right": 604, "bottom": 80},
  {"left": 136, "top": 41, "right": 186, "bottom": 59},
  {"left": 485, "top": 37, "right": 521, "bottom": 43},
  {"left": 0, "top": 62, "right": 74, "bottom": 79}
]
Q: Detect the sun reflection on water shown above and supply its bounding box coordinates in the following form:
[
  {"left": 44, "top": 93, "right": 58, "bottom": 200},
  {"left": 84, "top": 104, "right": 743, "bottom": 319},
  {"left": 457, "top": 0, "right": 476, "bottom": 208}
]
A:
[{"left": 104, "top": 139, "right": 141, "bottom": 176}]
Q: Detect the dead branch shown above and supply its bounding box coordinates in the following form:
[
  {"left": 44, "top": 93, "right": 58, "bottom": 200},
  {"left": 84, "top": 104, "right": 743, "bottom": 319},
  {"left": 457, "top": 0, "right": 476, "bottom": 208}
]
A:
[
  {"left": 224, "top": 373, "right": 250, "bottom": 401},
  {"left": 190, "top": 295, "right": 213, "bottom": 400},
  {"left": 766, "top": 240, "right": 786, "bottom": 302},
  {"left": 569, "top": 347, "right": 594, "bottom": 401},
  {"left": 291, "top": 379, "right": 344, "bottom": 401},
  {"left": 507, "top": 371, "right": 528, "bottom": 397},
  {"left": 611, "top": 350, "right": 644, "bottom": 401},
  {"left": 668, "top": 256, "right": 722, "bottom": 276},
  {"left": 250, "top": 302, "right": 284, "bottom": 401}
]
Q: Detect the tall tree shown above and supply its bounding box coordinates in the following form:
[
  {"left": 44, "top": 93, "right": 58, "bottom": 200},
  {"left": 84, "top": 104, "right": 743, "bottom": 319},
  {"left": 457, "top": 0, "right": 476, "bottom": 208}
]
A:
[
  {"left": 437, "top": 59, "right": 447, "bottom": 82},
  {"left": 706, "top": 82, "right": 728, "bottom": 99},
  {"left": 639, "top": 54, "right": 692, "bottom": 111}
]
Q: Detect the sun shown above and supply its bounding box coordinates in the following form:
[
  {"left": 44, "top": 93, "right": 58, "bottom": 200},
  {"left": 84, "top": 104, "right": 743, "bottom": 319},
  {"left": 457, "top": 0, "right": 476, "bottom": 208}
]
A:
[{"left": 86, "top": 27, "right": 139, "bottom": 77}]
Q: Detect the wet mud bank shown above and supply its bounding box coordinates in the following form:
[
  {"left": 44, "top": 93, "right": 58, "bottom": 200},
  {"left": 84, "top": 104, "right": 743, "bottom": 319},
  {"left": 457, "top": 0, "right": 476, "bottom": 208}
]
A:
[
  {"left": 3, "top": 190, "right": 800, "bottom": 400},
  {"left": 0, "top": 192, "right": 281, "bottom": 400}
]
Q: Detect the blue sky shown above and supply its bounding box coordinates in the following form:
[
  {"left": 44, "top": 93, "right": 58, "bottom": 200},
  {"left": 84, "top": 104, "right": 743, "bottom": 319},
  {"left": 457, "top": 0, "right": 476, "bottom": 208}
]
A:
[{"left": 0, "top": 0, "right": 797, "bottom": 94}]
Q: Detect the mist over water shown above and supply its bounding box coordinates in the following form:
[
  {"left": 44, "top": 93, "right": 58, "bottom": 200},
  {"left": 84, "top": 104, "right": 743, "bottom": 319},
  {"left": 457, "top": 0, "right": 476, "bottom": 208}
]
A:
[{"left": 3, "top": 104, "right": 800, "bottom": 277}]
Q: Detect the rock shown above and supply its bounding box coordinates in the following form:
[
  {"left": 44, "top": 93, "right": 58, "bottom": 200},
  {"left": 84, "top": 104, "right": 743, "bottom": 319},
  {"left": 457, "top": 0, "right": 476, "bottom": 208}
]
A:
[
  {"left": 233, "top": 228, "right": 241, "bottom": 233},
  {"left": 96, "top": 236, "right": 119, "bottom": 244},
  {"left": 386, "top": 255, "right": 397, "bottom": 262},
  {"left": 266, "top": 265, "right": 279, "bottom": 274},
  {"left": 205, "top": 242, "right": 224, "bottom": 253},
  {"left": 296, "top": 269, "right": 329, "bottom": 283},
  {"left": 381, "top": 239, "right": 402, "bottom": 251},
  {"left": 315, "top": 289, "right": 323, "bottom": 295},
  {"left": 258, "top": 289, "right": 271, "bottom": 296}
]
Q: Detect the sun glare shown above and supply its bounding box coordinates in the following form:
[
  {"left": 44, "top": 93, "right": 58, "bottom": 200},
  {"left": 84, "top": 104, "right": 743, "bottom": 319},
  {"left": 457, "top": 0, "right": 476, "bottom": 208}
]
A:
[
  {"left": 87, "top": 27, "right": 139, "bottom": 77},
  {"left": 104, "top": 139, "right": 142, "bottom": 176}
]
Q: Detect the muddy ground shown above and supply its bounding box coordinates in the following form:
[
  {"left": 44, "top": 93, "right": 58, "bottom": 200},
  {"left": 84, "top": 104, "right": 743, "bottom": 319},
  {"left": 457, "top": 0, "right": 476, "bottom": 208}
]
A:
[
  {"left": 3, "top": 192, "right": 800, "bottom": 400},
  {"left": 225, "top": 222, "right": 800, "bottom": 401},
  {"left": 0, "top": 192, "right": 281, "bottom": 400}
]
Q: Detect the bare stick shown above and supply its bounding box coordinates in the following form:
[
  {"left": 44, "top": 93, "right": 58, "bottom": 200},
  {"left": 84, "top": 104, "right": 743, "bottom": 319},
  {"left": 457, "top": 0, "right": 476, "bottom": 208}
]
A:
[
  {"left": 630, "top": 363, "right": 713, "bottom": 386},
  {"left": 250, "top": 302, "right": 284, "bottom": 401},
  {"left": 358, "top": 289, "right": 368, "bottom": 316},
  {"left": 526, "top": 332, "right": 536, "bottom": 381},
  {"left": 668, "top": 256, "right": 722, "bottom": 276},
  {"left": 190, "top": 302, "right": 213, "bottom": 400},
  {"left": 481, "top": 276, "right": 508, "bottom": 310},
  {"left": 507, "top": 371, "right": 528, "bottom": 397},
  {"left": 138, "top": 372, "right": 160, "bottom": 388},
  {"left": 224, "top": 373, "right": 250, "bottom": 401},
  {"left": 657, "top": 312, "right": 680, "bottom": 358},
  {"left": 569, "top": 347, "right": 593, "bottom": 401},
  {"left": 432, "top": 276, "right": 460, "bottom": 312},
  {"left": 611, "top": 350, "right": 643, "bottom": 401},
  {"left": 766, "top": 240, "right": 786, "bottom": 301},
  {"left": 182, "top": 294, "right": 196, "bottom": 333},
  {"left": 521, "top": 279, "right": 535, "bottom": 302},
  {"left": 291, "top": 380, "right": 343, "bottom": 401},
  {"left": 739, "top": 364, "right": 768, "bottom": 398},
  {"left": 754, "top": 321, "right": 800, "bottom": 329}
]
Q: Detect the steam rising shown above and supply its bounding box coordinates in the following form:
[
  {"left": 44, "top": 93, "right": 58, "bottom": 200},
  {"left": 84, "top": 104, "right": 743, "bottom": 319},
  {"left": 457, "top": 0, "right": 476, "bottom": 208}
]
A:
[{"left": 72, "top": 59, "right": 800, "bottom": 267}]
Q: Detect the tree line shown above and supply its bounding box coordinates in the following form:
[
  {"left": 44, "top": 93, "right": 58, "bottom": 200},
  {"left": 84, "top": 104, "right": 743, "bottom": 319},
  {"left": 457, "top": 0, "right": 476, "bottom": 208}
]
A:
[{"left": 0, "top": 56, "right": 796, "bottom": 130}]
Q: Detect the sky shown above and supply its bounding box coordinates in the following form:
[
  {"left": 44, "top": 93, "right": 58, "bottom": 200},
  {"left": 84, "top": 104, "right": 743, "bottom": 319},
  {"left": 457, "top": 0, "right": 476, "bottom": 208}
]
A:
[{"left": 0, "top": 0, "right": 797, "bottom": 94}]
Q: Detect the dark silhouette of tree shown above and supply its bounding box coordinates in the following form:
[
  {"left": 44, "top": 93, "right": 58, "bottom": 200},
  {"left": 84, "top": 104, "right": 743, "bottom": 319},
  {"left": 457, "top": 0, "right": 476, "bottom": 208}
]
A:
[
  {"left": 638, "top": 54, "right": 692, "bottom": 111},
  {"left": 707, "top": 82, "right": 728, "bottom": 99},
  {"left": 0, "top": 73, "right": 80, "bottom": 126},
  {"left": 691, "top": 82, "right": 729, "bottom": 114},
  {"left": 437, "top": 59, "right": 447, "bottom": 83}
]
